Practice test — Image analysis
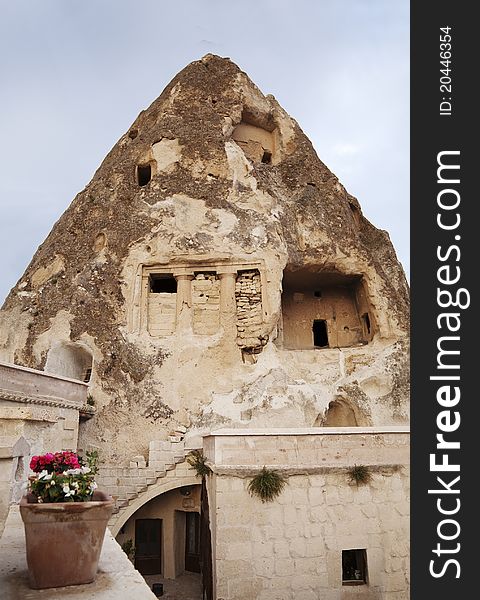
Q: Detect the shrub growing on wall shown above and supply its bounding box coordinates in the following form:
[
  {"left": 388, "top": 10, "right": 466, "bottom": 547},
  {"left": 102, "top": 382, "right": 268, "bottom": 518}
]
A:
[
  {"left": 247, "top": 467, "right": 287, "bottom": 502},
  {"left": 348, "top": 464, "right": 372, "bottom": 486}
]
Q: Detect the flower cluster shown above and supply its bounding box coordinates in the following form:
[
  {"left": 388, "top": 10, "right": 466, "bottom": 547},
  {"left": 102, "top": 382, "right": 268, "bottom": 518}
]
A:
[
  {"left": 30, "top": 451, "right": 81, "bottom": 474},
  {"left": 28, "top": 451, "right": 98, "bottom": 503}
]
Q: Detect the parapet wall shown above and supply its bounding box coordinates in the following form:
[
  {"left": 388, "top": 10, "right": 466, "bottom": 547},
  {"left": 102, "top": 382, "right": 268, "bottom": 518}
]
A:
[{"left": 204, "top": 427, "right": 409, "bottom": 470}]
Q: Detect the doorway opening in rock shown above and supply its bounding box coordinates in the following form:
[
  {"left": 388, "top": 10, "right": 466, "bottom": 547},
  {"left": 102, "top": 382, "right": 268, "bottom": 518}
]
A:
[{"left": 313, "top": 320, "right": 329, "bottom": 348}]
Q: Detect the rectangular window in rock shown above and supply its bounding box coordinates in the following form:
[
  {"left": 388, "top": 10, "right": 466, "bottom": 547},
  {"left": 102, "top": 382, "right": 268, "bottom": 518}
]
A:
[
  {"left": 280, "top": 270, "right": 375, "bottom": 350},
  {"left": 147, "top": 274, "right": 177, "bottom": 336},
  {"left": 192, "top": 272, "right": 220, "bottom": 335},
  {"left": 342, "top": 549, "right": 368, "bottom": 585}
]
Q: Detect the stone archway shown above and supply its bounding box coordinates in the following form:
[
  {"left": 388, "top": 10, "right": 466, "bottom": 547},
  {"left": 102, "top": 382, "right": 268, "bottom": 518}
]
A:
[{"left": 110, "top": 475, "right": 200, "bottom": 536}]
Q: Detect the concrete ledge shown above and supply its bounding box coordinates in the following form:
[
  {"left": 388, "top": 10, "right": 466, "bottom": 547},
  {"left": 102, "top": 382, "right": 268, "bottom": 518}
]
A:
[
  {"left": 0, "top": 507, "right": 156, "bottom": 599},
  {"left": 207, "top": 426, "right": 410, "bottom": 436},
  {"left": 211, "top": 463, "right": 404, "bottom": 477}
]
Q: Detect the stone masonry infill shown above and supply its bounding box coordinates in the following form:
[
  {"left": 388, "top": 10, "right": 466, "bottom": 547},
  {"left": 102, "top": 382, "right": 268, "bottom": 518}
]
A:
[
  {"left": 192, "top": 273, "right": 220, "bottom": 335},
  {"left": 235, "top": 270, "right": 265, "bottom": 352},
  {"left": 0, "top": 507, "right": 157, "bottom": 600},
  {"left": 96, "top": 437, "right": 189, "bottom": 521}
]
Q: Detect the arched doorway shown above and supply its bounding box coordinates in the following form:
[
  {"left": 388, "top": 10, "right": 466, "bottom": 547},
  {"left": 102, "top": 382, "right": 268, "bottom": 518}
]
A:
[{"left": 114, "top": 482, "right": 203, "bottom": 599}]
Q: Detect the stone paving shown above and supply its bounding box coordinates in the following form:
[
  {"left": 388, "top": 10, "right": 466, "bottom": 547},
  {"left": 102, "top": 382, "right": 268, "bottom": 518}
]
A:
[{"left": 143, "top": 572, "right": 202, "bottom": 600}]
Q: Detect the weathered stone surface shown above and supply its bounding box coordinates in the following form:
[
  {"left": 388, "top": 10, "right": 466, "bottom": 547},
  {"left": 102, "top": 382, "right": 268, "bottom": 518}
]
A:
[{"left": 0, "top": 54, "right": 409, "bottom": 462}]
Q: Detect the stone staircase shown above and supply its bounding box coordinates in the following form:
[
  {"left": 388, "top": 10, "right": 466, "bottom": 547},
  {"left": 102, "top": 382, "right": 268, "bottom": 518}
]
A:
[{"left": 96, "top": 437, "right": 188, "bottom": 515}]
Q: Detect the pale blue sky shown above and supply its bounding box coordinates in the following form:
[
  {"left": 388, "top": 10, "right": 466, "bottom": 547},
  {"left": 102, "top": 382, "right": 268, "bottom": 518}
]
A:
[{"left": 0, "top": 0, "right": 409, "bottom": 304}]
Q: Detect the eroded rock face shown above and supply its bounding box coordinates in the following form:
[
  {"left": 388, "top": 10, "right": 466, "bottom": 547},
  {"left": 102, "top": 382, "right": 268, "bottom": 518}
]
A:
[{"left": 0, "top": 55, "right": 409, "bottom": 461}]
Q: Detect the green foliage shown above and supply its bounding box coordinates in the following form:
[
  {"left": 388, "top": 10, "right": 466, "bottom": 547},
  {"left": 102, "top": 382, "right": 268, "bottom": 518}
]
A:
[
  {"left": 247, "top": 467, "right": 287, "bottom": 503},
  {"left": 186, "top": 449, "right": 211, "bottom": 477},
  {"left": 86, "top": 394, "right": 95, "bottom": 406},
  {"left": 348, "top": 464, "right": 372, "bottom": 486},
  {"left": 85, "top": 450, "right": 99, "bottom": 475},
  {"left": 121, "top": 539, "right": 135, "bottom": 560}
]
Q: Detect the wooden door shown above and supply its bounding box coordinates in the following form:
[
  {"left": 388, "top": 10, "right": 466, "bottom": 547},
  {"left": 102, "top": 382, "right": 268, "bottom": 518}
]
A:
[
  {"left": 185, "top": 512, "right": 200, "bottom": 573},
  {"left": 135, "top": 518, "right": 162, "bottom": 575}
]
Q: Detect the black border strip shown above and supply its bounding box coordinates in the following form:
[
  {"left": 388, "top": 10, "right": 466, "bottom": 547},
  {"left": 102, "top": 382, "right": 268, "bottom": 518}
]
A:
[{"left": 411, "top": 2, "right": 476, "bottom": 597}]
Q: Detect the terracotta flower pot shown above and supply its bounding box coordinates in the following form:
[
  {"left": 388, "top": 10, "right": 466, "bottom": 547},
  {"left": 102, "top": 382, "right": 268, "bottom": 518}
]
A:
[{"left": 20, "top": 491, "right": 114, "bottom": 589}]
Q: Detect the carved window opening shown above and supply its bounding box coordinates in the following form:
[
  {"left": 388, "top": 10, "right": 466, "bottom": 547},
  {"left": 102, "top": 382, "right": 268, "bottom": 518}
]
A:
[
  {"left": 83, "top": 367, "right": 92, "bottom": 383},
  {"left": 261, "top": 150, "right": 272, "bottom": 164},
  {"left": 45, "top": 343, "right": 93, "bottom": 381},
  {"left": 322, "top": 398, "right": 358, "bottom": 426},
  {"left": 150, "top": 274, "right": 177, "bottom": 294},
  {"left": 279, "top": 269, "right": 375, "bottom": 350},
  {"left": 342, "top": 549, "right": 368, "bottom": 586},
  {"left": 312, "top": 319, "right": 329, "bottom": 348},
  {"left": 137, "top": 163, "right": 152, "bottom": 186},
  {"left": 232, "top": 110, "right": 277, "bottom": 164}
]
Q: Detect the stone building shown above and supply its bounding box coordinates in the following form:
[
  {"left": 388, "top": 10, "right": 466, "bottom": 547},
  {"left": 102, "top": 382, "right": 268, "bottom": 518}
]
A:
[{"left": 0, "top": 55, "right": 409, "bottom": 599}]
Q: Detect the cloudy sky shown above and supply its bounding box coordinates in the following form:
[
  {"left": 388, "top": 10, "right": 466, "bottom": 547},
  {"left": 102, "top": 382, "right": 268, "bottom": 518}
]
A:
[{"left": 0, "top": 0, "right": 409, "bottom": 305}]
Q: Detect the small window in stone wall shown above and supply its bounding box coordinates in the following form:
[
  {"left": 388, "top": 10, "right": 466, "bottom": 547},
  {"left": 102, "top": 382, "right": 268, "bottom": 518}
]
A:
[
  {"left": 137, "top": 163, "right": 152, "bottom": 186},
  {"left": 150, "top": 274, "right": 177, "bottom": 293},
  {"left": 342, "top": 549, "right": 368, "bottom": 585},
  {"left": 83, "top": 367, "right": 92, "bottom": 383}
]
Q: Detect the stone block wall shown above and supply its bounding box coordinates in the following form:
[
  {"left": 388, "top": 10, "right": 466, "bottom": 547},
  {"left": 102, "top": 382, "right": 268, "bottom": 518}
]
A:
[
  {"left": 192, "top": 273, "right": 220, "bottom": 335},
  {"left": 148, "top": 292, "right": 177, "bottom": 336},
  {"left": 204, "top": 428, "right": 410, "bottom": 600}
]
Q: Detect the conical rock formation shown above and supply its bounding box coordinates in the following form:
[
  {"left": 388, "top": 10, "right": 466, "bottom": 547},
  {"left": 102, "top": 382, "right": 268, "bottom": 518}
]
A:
[{"left": 0, "top": 55, "right": 409, "bottom": 460}]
